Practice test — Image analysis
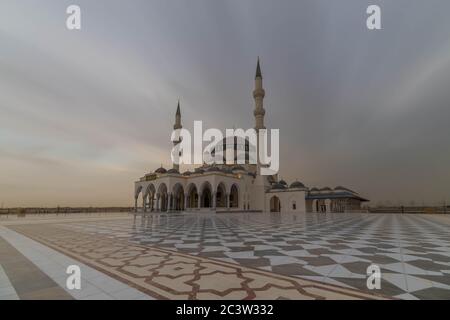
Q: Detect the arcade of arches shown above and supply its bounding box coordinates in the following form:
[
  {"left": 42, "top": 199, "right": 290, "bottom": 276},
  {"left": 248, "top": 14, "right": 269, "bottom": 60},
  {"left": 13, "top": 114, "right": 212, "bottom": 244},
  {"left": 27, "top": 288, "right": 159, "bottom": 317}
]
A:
[{"left": 136, "top": 182, "right": 240, "bottom": 212}]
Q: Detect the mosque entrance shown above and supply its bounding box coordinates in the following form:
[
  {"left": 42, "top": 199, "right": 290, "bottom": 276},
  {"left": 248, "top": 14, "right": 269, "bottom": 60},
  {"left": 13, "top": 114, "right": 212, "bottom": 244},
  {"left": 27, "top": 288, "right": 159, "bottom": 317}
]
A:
[
  {"left": 229, "top": 185, "right": 239, "bottom": 208},
  {"left": 216, "top": 183, "right": 227, "bottom": 208},
  {"left": 201, "top": 188, "right": 212, "bottom": 208},
  {"left": 187, "top": 185, "right": 198, "bottom": 209},
  {"left": 172, "top": 184, "right": 185, "bottom": 211},
  {"left": 270, "top": 196, "right": 281, "bottom": 213}
]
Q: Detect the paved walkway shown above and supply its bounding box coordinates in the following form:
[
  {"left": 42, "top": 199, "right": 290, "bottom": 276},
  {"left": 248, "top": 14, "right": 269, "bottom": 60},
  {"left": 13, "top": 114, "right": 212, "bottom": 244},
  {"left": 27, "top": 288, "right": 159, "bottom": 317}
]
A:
[
  {"left": 0, "top": 224, "right": 152, "bottom": 300},
  {"left": 2, "top": 212, "right": 449, "bottom": 299}
]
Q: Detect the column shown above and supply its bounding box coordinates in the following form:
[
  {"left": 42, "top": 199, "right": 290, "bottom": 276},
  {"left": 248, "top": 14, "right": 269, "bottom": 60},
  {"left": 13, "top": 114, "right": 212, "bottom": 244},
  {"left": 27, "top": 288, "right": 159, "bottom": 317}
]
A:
[
  {"left": 212, "top": 192, "right": 217, "bottom": 210},
  {"left": 184, "top": 195, "right": 189, "bottom": 211},
  {"left": 156, "top": 194, "right": 160, "bottom": 211},
  {"left": 226, "top": 193, "right": 230, "bottom": 209},
  {"left": 142, "top": 196, "right": 147, "bottom": 212},
  {"left": 325, "top": 199, "right": 331, "bottom": 213},
  {"left": 198, "top": 194, "right": 202, "bottom": 209},
  {"left": 134, "top": 198, "right": 138, "bottom": 212},
  {"left": 168, "top": 193, "right": 173, "bottom": 211}
]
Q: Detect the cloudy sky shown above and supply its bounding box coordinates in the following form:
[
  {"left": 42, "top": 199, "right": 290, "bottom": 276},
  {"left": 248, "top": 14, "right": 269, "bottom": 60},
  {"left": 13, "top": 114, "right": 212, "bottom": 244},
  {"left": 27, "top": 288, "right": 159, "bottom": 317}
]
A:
[{"left": 1, "top": 0, "right": 450, "bottom": 207}]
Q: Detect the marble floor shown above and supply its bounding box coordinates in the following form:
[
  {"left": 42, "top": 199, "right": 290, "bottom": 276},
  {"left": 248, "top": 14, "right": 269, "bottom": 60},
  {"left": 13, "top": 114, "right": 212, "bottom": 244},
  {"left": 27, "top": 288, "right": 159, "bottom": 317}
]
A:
[
  {"left": 1, "top": 212, "right": 450, "bottom": 299},
  {"left": 0, "top": 223, "right": 153, "bottom": 300}
]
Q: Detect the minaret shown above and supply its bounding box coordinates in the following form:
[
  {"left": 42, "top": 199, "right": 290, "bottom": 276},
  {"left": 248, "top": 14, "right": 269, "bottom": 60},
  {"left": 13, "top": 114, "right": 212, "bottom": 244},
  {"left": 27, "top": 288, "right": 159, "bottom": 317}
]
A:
[
  {"left": 172, "top": 100, "right": 182, "bottom": 171},
  {"left": 253, "top": 57, "right": 266, "bottom": 131},
  {"left": 252, "top": 58, "right": 269, "bottom": 212}
]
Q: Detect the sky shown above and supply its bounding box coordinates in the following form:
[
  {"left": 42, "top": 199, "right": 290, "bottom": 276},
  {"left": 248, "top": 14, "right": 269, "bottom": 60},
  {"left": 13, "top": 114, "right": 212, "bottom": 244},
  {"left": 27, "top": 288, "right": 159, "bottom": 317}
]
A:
[{"left": 1, "top": 0, "right": 450, "bottom": 207}]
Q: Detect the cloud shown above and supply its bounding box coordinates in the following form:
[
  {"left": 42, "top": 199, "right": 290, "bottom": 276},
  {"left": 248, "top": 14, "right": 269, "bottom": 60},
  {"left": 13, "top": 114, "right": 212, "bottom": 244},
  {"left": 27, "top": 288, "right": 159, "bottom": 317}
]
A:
[{"left": 0, "top": 0, "right": 449, "bottom": 206}]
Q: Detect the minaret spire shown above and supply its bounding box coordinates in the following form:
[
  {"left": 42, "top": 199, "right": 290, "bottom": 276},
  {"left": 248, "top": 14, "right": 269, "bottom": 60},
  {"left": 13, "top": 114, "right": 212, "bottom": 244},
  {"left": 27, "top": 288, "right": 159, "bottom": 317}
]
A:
[
  {"left": 174, "top": 100, "right": 182, "bottom": 130},
  {"left": 176, "top": 100, "right": 181, "bottom": 117},
  {"left": 255, "top": 56, "right": 262, "bottom": 79},
  {"left": 253, "top": 57, "right": 266, "bottom": 131},
  {"left": 172, "top": 100, "right": 182, "bottom": 171}
]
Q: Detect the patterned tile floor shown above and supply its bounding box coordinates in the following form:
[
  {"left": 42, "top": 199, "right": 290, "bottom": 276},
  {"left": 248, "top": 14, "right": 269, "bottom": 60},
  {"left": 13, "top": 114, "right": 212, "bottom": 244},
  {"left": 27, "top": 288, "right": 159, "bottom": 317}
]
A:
[
  {"left": 4, "top": 220, "right": 382, "bottom": 300},
  {"left": 59, "top": 212, "right": 450, "bottom": 299},
  {"left": 0, "top": 224, "right": 153, "bottom": 300},
  {"left": 2, "top": 212, "right": 450, "bottom": 299}
]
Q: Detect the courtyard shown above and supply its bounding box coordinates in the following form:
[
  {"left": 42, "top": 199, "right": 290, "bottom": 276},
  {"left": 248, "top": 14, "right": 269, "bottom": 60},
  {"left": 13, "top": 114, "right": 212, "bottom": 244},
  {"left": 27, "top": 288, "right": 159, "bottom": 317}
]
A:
[{"left": 1, "top": 212, "right": 449, "bottom": 300}]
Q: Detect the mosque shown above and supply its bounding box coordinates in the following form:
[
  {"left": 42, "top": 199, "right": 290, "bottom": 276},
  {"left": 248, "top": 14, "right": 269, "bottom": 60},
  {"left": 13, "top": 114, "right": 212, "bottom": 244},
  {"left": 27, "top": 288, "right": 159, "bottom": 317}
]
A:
[{"left": 134, "top": 59, "right": 369, "bottom": 213}]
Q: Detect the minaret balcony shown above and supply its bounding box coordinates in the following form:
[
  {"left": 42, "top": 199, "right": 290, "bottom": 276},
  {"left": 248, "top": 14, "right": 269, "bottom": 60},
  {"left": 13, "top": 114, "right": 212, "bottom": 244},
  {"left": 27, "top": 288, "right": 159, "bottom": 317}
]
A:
[
  {"left": 253, "top": 88, "right": 265, "bottom": 98},
  {"left": 253, "top": 109, "right": 266, "bottom": 116}
]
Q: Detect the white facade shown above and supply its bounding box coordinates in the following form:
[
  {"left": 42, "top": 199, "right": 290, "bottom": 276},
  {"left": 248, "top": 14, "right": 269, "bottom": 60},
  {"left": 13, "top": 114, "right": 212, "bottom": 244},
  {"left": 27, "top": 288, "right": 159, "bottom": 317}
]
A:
[
  {"left": 265, "top": 188, "right": 307, "bottom": 213},
  {"left": 134, "top": 167, "right": 308, "bottom": 213}
]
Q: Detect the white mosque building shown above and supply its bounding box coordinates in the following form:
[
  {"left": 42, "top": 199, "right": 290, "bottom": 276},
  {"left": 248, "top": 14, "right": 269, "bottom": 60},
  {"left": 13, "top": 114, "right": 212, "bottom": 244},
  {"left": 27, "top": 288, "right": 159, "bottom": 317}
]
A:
[{"left": 134, "top": 59, "right": 368, "bottom": 214}]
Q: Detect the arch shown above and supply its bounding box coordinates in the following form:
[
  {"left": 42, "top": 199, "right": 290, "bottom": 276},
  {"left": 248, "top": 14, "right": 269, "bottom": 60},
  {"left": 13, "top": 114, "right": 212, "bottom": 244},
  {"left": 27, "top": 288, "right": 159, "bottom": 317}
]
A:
[
  {"left": 313, "top": 199, "right": 328, "bottom": 213},
  {"left": 145, "top": 183, "right": 156, "bottom": 197},
  {"left": 172, "top": 183, "right": 185, "bottom": 211},
  {"left": 270, "top": 195, "right": 281, "bottom": 213},
  {"left": 187, "top": 183, "right": 198, "bottom": 209},
  {"left": 157, "top": 183, "right": 168, "bottom": 195},
  {"left": 144, "top": 184, "right": 156, "bottom": 211},
  {"left": 135, "top": 185, "right": 143, "bottom": 199},
  {"left": 216, "top": 182, "right": 227, "bottom": 208},
  {"left": 135, "top": 185, "right": 143, "bottom": 212},
  {"left": 200, "top": 181, "right": 213, "bottom": 208},
  {"left": 157, "top": 183, "right": 168, "bottom": 212},
  {"left": 229, "top": 184, "right": 239, "bottom": 208}
]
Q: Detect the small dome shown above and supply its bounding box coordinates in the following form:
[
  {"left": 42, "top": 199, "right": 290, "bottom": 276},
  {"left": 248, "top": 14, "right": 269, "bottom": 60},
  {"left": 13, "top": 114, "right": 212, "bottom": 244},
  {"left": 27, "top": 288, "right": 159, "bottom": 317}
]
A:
[
  {"left": 310, "top": 187, "right": 319, "bottom": 192},
  {"left": 183, "top": 171, "right": 192, "bottom": 176},
  {"left": 335, "top": 186, "right": 355, "bottom": 193},
  {"left": 232, "top": 165, "right": 246, "bottom": 172},
  {"left": 272, "top": 183, "right": 287, "bottom": 190},
  {"left": 155, "top": 167, "right": 167, "bottom": 174},
  {"left": 167, "top": 168, "right": 180, "bottom": 174},
  {"left": 279, "top": 179, "right": 287, "bottom": 186},
  {"left": 290, "top": 181, "right": 305, "bottom": 189},
  {"left": 221, "top": 167, "right": 233, "bottom": 174},
  {"left": 206, "top": 166, "right": 220, "bottom": 172},
  {"left": 320, "top": 187, "right": 332, "bottom": 191},
  {"left": 194, "top": 167, "right": 205, "bottom": 174}
]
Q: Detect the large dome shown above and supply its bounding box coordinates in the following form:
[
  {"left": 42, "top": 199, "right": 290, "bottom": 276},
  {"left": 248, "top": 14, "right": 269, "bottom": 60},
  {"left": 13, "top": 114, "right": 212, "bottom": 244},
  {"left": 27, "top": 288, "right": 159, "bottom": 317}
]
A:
[{"left": 208, "top": 135, "right": 257, "bottom": 165}]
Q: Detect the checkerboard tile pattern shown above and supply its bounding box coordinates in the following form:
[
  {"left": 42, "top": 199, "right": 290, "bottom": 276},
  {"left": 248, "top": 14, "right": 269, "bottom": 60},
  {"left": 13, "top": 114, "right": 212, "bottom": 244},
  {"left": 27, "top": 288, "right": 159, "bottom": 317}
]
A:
[
  {"left": 60, "top": 213, "right": 450, "bottom": 299},
  {"left": 8, "top": 222, "right": 383, "bottom": 300}
]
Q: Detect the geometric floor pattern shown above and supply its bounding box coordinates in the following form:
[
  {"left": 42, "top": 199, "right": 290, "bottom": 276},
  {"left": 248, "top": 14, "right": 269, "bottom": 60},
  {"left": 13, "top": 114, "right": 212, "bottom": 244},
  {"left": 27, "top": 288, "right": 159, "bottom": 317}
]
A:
[
  {"left": 2, "top": 212, "right": 450, "bottom": 299},
  {"left": 58, "top": 212, "right": 450, "bottom": 300},
  {"left": 0, "top": 224, "right": 153, "bottom": 300},
  {"left": 6, "top": 221, "right": 383, "bottom": 300}
]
